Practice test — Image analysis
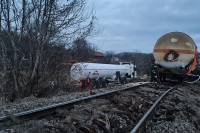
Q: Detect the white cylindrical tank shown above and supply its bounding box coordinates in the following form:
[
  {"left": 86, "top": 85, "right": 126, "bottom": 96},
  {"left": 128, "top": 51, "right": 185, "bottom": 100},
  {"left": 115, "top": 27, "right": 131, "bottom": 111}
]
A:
[{"left": 70, "top": 63, "right": 129, "bottom": 81}]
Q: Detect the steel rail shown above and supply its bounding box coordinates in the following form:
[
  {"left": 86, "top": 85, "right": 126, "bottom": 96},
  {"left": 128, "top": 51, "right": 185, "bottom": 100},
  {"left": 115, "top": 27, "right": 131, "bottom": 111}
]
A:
[
  {"left": 130, "top": 86, "right": 177, "bottom": 133},
  {"left": 0, "top": 82, "right": 149, "bottom": 123}
]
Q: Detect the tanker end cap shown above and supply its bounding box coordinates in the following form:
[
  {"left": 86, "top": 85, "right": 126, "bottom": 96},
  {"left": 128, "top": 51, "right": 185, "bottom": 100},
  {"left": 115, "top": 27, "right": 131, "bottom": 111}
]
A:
[
  {"left": 153, "top": 32, "right": 196, "bottom": 69},
  {"left": 70, "top": 63, "right": 83, "bottom": 81}
]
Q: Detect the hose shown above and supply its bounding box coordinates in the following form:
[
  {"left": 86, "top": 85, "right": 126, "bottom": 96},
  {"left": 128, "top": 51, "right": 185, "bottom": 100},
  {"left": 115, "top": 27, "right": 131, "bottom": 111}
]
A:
[{"left": 184, "top": 74, "right": 200, "bottom": 84}]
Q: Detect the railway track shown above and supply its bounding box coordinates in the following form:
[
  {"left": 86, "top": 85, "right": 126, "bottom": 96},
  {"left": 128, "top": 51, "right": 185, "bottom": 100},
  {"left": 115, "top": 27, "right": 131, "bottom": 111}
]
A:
[
  {"left": 130, "top": 86, "right": 177, "bottom": 133},
  {"left": 0, "top": 82, "right": 148, "bottom": 125},
  {"left": 0, "top": 82, "right": 173, "bottom": 132},
  {"left": 1, "top": 83, "right": 200, "bottom": 133},
  {"left": 131, "top": 83, "right": 200, "bottom": 133}
]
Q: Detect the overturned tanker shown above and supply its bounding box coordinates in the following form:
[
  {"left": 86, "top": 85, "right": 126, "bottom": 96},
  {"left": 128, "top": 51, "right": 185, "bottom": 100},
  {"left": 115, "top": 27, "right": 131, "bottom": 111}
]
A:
[
  {"left": 153, "top": 32, "right": 199, "bottom": 82},
  {"left": 70, "top": 62, "right": 137, "bottom": 88}
]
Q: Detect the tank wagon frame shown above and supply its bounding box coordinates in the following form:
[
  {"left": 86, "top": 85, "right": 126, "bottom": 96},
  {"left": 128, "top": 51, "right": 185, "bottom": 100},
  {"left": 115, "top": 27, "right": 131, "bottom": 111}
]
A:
[{"left": 70, "top": 62, "right": 137, "bottom": 88}]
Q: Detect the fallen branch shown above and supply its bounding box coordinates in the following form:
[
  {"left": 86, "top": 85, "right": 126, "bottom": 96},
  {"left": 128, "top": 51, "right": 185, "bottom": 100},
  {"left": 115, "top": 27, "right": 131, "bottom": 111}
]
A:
[
  {"left": 94, "top": 119, "right": 112, "bottom": 133},
  {"left": 70, "top": 107, "right": 87, "bottom": 115}
]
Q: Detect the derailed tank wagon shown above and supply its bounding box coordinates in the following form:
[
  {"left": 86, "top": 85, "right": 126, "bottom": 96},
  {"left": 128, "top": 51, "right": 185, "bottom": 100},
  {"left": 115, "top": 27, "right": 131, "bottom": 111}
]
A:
[
  {"left": 153, "top": 32, "right": 200, "bottom": 82},
  {"left": 70, "top": 62, "right": 137, "bottom": 88}
]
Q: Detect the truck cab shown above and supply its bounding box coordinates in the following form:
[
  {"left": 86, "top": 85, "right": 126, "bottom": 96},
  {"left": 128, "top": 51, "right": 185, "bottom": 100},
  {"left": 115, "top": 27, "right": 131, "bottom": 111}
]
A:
[{"left": 119, "top": 62, "right": 137, "bottom": 78}]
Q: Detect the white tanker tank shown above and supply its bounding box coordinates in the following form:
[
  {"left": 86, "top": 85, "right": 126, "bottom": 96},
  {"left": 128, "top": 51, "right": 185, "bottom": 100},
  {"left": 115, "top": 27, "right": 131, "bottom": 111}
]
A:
[{"left": 70, "top": 62, "right": 136, "bottom": 86}]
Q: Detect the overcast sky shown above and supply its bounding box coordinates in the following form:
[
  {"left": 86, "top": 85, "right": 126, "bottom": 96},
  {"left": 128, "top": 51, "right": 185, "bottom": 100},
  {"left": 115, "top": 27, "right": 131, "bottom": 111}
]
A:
[{"left": 87, "top": 0, "right": 200, "bottom": 53}]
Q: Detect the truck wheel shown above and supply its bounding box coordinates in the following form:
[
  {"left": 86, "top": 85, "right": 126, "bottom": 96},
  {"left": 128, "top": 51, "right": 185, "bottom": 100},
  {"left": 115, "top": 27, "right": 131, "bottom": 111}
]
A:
[
  {"left": 121, "top": 77, "right": 127, "bottom": 84},
  {"left": 123, "top": 77, "right": 127, "bottom": 84},
  {"left": 97, "top": 80, "right": 103, "bottom": 88},
  {"left": 92, "top": 80, "right": 97, "bottom": 89},
  {"left": 81, "top": 81, "right": 86, "bottom": 88},
  {"left": 102, "top": 80, "right": 108, "bottom": 88},
  {"left": 121, "top": 80, "right": 124, "bottom": 84}
]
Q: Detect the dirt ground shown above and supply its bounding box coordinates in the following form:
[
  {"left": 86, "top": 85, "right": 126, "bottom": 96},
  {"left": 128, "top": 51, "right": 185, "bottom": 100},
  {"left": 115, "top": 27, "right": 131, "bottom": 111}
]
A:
[
  {"left": 0, "top": 83, "right": 132, "bottom": 117},
  {"left": 0, "top": 83, "right": 166, "bottom": 133},
  {"left": 1, "top": 82, "right": 200, "bottom": 133}
]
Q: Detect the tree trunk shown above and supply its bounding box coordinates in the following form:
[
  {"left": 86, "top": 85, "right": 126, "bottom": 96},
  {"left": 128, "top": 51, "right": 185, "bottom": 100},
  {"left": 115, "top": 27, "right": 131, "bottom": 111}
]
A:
[{"left": 10, "top": 39, "right": 19, "bottom": 92}]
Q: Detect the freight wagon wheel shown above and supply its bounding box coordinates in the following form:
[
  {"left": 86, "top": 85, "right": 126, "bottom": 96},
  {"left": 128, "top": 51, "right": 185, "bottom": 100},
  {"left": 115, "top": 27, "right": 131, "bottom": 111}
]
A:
[{"left": 178, "top": 77, "right": 184, "bottom": 83}]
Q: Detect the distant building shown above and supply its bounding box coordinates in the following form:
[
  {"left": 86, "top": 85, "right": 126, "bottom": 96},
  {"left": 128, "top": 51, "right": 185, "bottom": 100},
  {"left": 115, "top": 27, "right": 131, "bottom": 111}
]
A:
[
  {"left": 111, "top": 57, "right": 119, "bottom": 63},
  {"left": 93, "top": 52, "right": 104, "bottom": 57},
  {"left": 69, "top": 52, "right": 105, "bottom": 63},
  {"left": 89, "top": 52, "right": 105, "bottom": 63},
  {"left": 69, "top": 60, "right": 79, "bottom": 63}
]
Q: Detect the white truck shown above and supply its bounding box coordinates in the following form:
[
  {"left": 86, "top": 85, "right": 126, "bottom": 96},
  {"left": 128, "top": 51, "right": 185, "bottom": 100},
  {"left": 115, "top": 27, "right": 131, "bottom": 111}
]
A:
[{"left": 70, "top": 62, "right": 137, "bottom": 88}]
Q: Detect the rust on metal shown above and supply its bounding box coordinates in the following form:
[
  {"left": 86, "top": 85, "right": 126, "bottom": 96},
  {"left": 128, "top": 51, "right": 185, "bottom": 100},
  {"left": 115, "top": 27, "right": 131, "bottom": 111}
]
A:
[
  {"left": 154, "top": 49, "right": 194, "bottom": 54},
  {"left": 153, "top": 32, "right": 196, "bottom": 68},
  {"left": 153, "top": 32, "right": 196, "bottom": 62}
]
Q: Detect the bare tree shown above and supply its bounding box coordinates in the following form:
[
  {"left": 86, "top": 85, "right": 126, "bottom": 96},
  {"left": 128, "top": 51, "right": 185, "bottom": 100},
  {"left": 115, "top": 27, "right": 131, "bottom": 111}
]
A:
[
  {"left": 131, "top": 53, "right": 153, "bottom": 75},
  {"left": 104, "top": 51, "right": 115, "bottom": 64},
  {"left": 0, "top": 0, "right": 98, "bottom": 99},
  {"left": 70, "top": 38, "right": 96, "bottom": 61},
  {"left": 113, "top": 52, "right": 154, "bottom": 75}
]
